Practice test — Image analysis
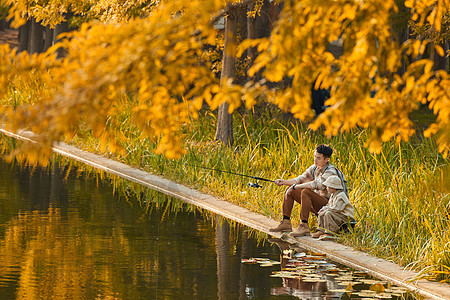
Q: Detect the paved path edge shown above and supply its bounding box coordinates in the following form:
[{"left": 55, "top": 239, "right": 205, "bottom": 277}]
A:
[{"left": 2, "top": 129, "right": 450, "bottom": 300}]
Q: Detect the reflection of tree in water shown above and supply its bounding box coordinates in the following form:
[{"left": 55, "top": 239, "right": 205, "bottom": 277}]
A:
[
  {"left": 2, "top": 159, "right": 318, "bottom": 299},
  {"left": 0, "top": 161, "right": 221, "bottom": 299}
]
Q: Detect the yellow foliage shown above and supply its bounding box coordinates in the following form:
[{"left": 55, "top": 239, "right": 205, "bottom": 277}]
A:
[{"left": 0, "top": 0, "right": 449, "bottom": 160}]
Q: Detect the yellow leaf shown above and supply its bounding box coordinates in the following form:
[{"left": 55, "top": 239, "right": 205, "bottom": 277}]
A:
[
  {"left": 405, "top": 76, "right": 415, "bottom": 92},
  {"left": 369, "top": 283, "right": 385, "bottom": 292},
  {"left": 345, "top": 283, "right": 353, "bottom": 291},
  {"left": 435, "top": 45, "right": 444, "bottom": 57}
]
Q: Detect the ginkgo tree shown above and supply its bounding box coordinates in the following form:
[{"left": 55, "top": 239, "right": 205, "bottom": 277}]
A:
[{"left": 0, "top": 0, "right": 449, "bottom": 161}]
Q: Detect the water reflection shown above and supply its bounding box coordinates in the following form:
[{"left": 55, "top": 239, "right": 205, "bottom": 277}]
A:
[
  {"left": 0, "top": 159, "right": 418, "bottom": 300},
  {"left": 0, "top": 160, "right": 284, "bottom": 299},
  {"left": 268, "top": 238, "right": 330, "bottom": 298}
]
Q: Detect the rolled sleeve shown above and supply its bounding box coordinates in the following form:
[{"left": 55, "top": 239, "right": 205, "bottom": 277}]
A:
[{"left": 295, "top": 165, "right": 315, "bottom": 184}]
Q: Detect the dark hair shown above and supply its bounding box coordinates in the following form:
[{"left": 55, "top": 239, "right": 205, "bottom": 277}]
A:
[{"left": 315, "top": 144, "right": 333, "bottom": 158}]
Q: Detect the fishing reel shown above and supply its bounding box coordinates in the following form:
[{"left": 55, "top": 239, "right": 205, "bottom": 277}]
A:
[{"left": 248, "top": 182, "right": 263, "bottom": 188}]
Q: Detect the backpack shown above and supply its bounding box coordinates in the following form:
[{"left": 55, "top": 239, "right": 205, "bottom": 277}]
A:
[{"left": 313, "top": 165, "right": 349, "bottom": 196}]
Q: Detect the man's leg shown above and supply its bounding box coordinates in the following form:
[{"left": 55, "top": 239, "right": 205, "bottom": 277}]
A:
[
  {"left": 269, "top": 187, "right": 303, "bottom": 232},
  {"left": 291, "top": 189, "right": 328, "bottom": 237},
  {"left": 299, "top": 189, "right": 328, "bottom": 221}
]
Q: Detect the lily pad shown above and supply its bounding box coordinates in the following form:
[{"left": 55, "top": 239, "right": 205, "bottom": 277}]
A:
[
  {"left": 241, "top": 258, "right": 258, "bottom": 264},
  {"left": 302, "top": 278, "right": 327, "bottom": 282},
  {"left": 374, "top": 293, "right": 392, "bottom": 299}
]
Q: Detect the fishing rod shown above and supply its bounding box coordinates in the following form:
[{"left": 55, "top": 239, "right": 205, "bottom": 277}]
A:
[{"left": 182, "top": 162, "right": 274, "bottom": 188}]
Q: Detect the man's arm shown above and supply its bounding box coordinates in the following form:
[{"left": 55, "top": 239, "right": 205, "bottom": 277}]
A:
[
  {"left": 274, "top": 179, "right": 297, "bottom": 186},
  {"left": 274, "top": 180, "right": 313, "bottom": 191},
  {"left": 274, "top": 165, "right": 316, "bottom": 187}
]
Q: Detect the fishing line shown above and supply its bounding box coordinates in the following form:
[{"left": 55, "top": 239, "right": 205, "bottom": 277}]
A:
[{"left": 180, "top": 162, "right": 274, "bottom": 188}]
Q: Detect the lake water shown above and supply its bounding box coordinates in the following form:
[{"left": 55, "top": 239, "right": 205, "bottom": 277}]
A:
[{"left": 0, "top": 159, "right": 416, "bottom": 299}]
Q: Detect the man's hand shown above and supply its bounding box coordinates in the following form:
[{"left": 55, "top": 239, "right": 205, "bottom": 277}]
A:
[{"left": 274, "top": 179, "right": 284, "bottom": 186}]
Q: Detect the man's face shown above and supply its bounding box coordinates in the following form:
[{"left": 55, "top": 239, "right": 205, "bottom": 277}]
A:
[{"left": 314, "top": 151, "right": 329, "bottom": 168}]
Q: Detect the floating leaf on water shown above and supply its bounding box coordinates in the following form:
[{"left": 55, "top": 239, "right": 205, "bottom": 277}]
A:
[
  {"left": 336, "top": 275, "right": 356, "bottom": 281},
  {"left": 310, "top": 252, "right": 327, "bottom": 256},
  {"left": 329, "top": 289, "right": 352, "bottom": 293},
  {"left": 302, "top": 265, "right": 317, "bottom": 269},
  {"left": 357, "top": 291, "right": 377, "bottom": 297},
  {"left": 360, "top": 290, "right": 377, "bottom": 294},
  {"left": 321, "top": 263, "right": 337, "bottom": 267},
  {"left": 260, "top": 261, "right": 281, "bottom": 267},
  {"left": 374, "top": 293, "right": 392, "bottom": 299},
  {"left": 354, "top": 271, "right": 369, "bottom": 276},
  {"left": 303, "top": 255, "right": 326, "bottom": 260},
  {"left": 311, "top": 260, "right": 329, "bottom": 264},
  {"left": 325, "top": 268, "right": 340, "bottom": 274},
  {"left": 260, "top": 263, "right": 274, "bottom": 267},
  {"left": 256, "top": 260, "right": 271, "bottom": 264},
  {"left": 345, "top": 282, "right": 354, "bottom": 291},
  {"left": 241, "top": 258, "right": 258, "bottom": 264},
  {"left": 304, "top": 274, "right": 322, "bottom": 278},
  {"left": 302, "top": 278, "right": 326, "bottom": 282},
  {"left": 362, "top": 279, "right": 386, "bottom": 285},
  {"left": 271, "top": 272, "right": 302, "bottom": 279},
  {"left": 369, "top": 283, "right": 386, "bottom": 292},
  {"left": 294, "top": 252, "right": 306, "bottom": 258},
  {"left": 337, "top": 281, "right": 362, "bottom": 286}
]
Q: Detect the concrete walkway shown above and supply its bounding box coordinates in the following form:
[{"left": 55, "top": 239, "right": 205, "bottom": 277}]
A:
[{"left": 2, "top": 129, "right": 450, "bottom": 300}]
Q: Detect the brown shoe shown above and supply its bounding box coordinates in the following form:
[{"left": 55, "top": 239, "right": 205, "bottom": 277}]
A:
[
  {"left": 290, "top": 223, "right": 310, "bottom": 237},
  {"left": 269, "top": 219, "right": 292, "bottom": 232},
  {"left": 311, "top": 230, "right": 325, "bottom": 239}
]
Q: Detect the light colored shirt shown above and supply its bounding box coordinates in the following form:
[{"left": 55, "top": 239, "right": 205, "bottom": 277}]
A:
[{"left": 295, "top": 163, "right": 338, "bottom": 198}]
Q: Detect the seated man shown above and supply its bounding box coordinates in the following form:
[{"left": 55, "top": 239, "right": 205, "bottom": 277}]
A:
[
  {"left": 270, "top": 144, "right": 338, "bottom": 237},
  {"left": 312, "top": 175, "right": 355, "bottom": 240}
]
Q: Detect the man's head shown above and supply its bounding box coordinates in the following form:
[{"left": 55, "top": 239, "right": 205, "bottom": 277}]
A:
[{"left": 314, "top": 144, "right": 332, "bottom": 168}]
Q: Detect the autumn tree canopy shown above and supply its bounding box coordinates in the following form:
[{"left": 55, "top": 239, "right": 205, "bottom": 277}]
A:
[{"left": 0, "top": 0, "right": 449, "bottom": 160}]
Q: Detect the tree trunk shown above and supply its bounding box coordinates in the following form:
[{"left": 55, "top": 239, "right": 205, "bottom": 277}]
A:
[
  {"left": 432, "top": 42, "right": 447, "bottom": 71},
  {"left": 18, "top": 20, "right": 31, "bottom": 52},
  {"left": 246, "top": 1, "right": 280, "bottom": 81},
  {"left": 29, "top": 18, "right": 44, "bottom": 53},
  {"left": 247, "top": 3, "right": 257, "bottom": 69},
  {"left": 215, "top": 8, "right": 237, "bottom": 147},
  {"left": 43, "top": 26, "right": 54, "bottom": 52},
  {"left": 0, "top": 18, "right": 6, "bottom": 31},
  {"left": 53, "top": 18, "right": 70, "bottom": 57},
  {"left": 445, "top": 41, "right": 449, "bottom": 72}
]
